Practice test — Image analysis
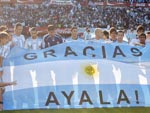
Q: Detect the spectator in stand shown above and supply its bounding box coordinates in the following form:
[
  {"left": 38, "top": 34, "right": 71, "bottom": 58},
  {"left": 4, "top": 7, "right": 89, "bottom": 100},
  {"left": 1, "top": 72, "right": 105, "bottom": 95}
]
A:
[
  {"left": 1, "top": 3, "right": 150, "bottom": 30},
  {"left": 146, "top": 31, "right": 150, "bottom": 44},
  {"left": 65, "top": 26, "right": 82, "bottom": 42},
  {"left": 130, "top": 25, "right": 145, "bottom": 46},
  {"left": 12, "top": 22, "right": 25, "bottom": 48},
  {"left": 25, "top": 27, "right": 42, "bottom": 50},
  {"left": 43, "top": 25, "right": 63, "bottom": 48},
  {"left": 136, "top": 0, "right": 146, "bottom": 3},
  {"left": 109, "top": 27, "right": 117, "bottom": 42}
]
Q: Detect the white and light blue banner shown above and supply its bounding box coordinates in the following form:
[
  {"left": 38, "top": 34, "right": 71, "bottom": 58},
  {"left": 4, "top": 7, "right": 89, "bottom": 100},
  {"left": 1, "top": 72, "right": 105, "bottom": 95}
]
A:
[{"left": 2, "top": 41, "right": 150, "bottom": 110}]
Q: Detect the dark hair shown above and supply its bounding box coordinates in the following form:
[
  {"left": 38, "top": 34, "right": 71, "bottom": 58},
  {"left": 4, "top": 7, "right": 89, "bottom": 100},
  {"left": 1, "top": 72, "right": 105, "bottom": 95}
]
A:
[
  {"left": 117, "top": 30, "right": 124, "bottom": 34},
  {"left": 146, "top": 31, "right": 150, "bottom": 35},
  {"left": 85, "top": 27, "right": 89, "bottom": 31},
  {"left": 103, "top": 30, "right": 109, "bottom": 39},
  {"left": 15, "top": 22, "right": 22, "bottom": 29},
  {"left": 139, "top": 33, "right": 146, "bottom": 39},
  {"left": 87, "top": 29, "right": 90, "bottom": 32},
  {"left": 71, "top": 26, "right": 77, "bottom": 32},
  {"left": 109, "top": 27, "right": 117, "bottom": 34},
  {"left": 29, "top": 27, "right": 37, "bottom": 32},
  {"left": 103, "top": 30, "right": 108, "bottom": 35},
  {"left": 0, "top": 25, "right": 8, "bottom": 32},
  {"left": 0, "top": 32, "right": 9, "bottom": 39},
  {"left": 48, "top": 25, "right": 55, "bottom": 31},
  {"left": 137, "top": 25, "right": 145, "bottom": 32}
]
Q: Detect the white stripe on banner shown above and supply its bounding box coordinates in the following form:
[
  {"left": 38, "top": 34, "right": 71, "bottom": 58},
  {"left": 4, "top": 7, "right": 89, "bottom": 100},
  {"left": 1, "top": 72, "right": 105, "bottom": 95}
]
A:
[{"left": 3, "top": 59, "right": 150, "bottom": 92}]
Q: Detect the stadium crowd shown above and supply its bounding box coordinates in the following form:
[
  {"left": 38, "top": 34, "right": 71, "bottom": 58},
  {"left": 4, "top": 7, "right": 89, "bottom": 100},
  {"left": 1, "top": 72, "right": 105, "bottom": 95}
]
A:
[{"left": 0, "top": 0, "right": 150, "bottom": 30}]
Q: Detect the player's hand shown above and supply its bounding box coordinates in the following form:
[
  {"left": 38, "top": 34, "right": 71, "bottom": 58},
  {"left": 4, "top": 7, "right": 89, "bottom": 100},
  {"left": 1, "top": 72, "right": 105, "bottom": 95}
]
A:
[{"left": 10, "top": 81, "right": 17, "bottom": 85}]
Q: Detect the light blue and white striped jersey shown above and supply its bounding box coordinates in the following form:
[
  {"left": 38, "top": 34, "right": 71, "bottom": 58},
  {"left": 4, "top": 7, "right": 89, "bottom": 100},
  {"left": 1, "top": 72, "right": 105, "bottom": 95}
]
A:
[
  {"left": 12, "top": 34, "right": 25, "bottom": 48},
  {"left": 0, "top": 42, "right": 11, "bottom": 58},
  {"left": 25, "top": 37, "right": 42, "bottom": 50}
]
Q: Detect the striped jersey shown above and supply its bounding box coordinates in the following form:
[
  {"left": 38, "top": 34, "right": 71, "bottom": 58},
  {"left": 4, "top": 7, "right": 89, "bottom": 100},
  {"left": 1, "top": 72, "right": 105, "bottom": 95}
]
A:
[
  {"left": 25, "top": 37, "right": 42, "bottom": 50},
  {"left": 12, "top": 34, "right": 25, "bottom": 48}
]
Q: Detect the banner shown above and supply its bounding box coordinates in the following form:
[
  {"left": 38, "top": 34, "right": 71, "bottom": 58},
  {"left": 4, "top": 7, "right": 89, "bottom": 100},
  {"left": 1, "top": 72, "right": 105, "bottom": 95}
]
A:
[
  {"left": 49, "top": 0, "right": 73, "bottom": 5},
  {"left": 88, "top": 1, "right": 150, "bottom": 7},
  {"left": 17, "top": 0, "right": 42, "bottom": 4},
  {"left": 2, "top": 41, "right": 150, "bottom": 110}
]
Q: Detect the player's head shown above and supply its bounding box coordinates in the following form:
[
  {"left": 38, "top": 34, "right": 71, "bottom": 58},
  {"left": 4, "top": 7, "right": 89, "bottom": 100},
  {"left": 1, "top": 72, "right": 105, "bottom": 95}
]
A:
[
  {"left": 29, "top": 27, "right": 37, "bottom": 39},
  {"left": 48, "top": 25, "right": 55, "bottom": 37},
  {"left": 95, "top": 28, "right": 103, "bottom": 40},
  {"left": 139, "top": 33, "right": 146, "bottom": 44},
  {"left": 14, "top": 22, "right": 23, "bottom": 35},
  {"left": 146, "top": 31, "right": 150, "bottom": 39},
  {"left": 0, "top": 32, "right": 10, "bottom": 46},
  {"left": 137, "top": 25, "right": 145, "bottom": 36},
  {"left": 117, "top": 30, "right": 124, "bottom": 42},
  {"left": 0, "top": 25, "right": 8, "bottom": 32},
  {"left": 71, "top": 26, "right": 78, "bottom": 36},
  {"left": 109, "top": 27, "right": 117, "bottom": 40}
]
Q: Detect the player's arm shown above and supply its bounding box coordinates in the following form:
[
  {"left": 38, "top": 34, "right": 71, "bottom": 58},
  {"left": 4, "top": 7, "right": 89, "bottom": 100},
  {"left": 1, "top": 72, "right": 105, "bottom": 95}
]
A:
[{"left": 0, "top": 81, "right": 17, "bottom": 87}]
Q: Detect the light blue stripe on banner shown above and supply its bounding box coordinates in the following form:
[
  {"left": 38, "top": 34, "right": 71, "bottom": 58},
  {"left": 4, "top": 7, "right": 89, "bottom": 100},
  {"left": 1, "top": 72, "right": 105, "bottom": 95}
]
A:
[
  {"left": 3, "top": 84, "right": 150, "bottom": 110},
  {"left": 3, "top": 41, "right": 150, "bottom": 66}
]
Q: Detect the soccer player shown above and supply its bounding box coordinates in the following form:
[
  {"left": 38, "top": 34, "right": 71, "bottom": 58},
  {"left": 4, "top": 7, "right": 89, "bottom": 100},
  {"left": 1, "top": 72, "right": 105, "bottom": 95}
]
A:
[
  {"left": 43, "top": 25, "right": 63, "bottom": 48},
  {"left": 130, "top": 25, "right": 145, "bottom": 46},
  {"left": 65, "top": 26, "right": 82, "bottom": 42},
  {"left": 0, "top": 32, "right": 17, "bottom": 111},
  {"left": 0, "top": 32, "right": 11, "bottom": 58},
  {"left": 12, "top": 22, "right": 25, "bottom": 48},
  {"left": 25, "top": 27, "right": 42, "bottom": 50},
  {"left": 135, "top": 33, "right": 146, "bottom": 47},
  {"left": 131, "top": 33, "right": 146, "bottom": 47},
  {"left": 93, "top": 28, "right": 104, "bottom": 41}
]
